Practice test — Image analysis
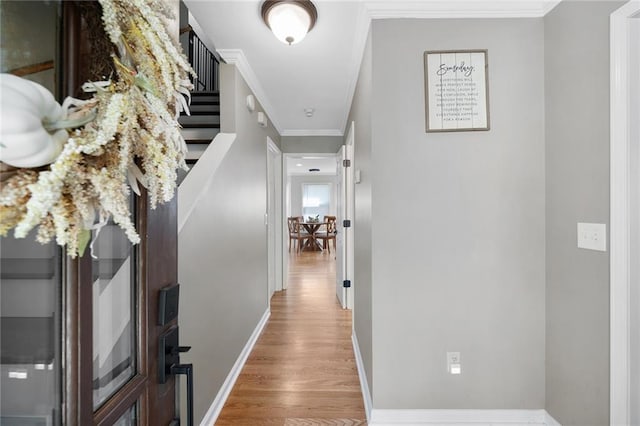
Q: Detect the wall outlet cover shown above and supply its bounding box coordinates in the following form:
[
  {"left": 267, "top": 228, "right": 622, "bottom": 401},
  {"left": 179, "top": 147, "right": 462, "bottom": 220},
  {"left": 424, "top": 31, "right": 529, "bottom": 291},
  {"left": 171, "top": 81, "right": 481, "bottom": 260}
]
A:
[{"left": 577, "top": 222, "right": 607, "bottom": 252}]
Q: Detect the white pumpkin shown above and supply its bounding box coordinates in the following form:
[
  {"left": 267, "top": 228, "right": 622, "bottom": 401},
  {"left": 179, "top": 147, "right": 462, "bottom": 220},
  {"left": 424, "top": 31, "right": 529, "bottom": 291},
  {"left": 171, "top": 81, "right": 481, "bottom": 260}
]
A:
[{"left": 0, "top": 73, "right": 68, "bottom": 168}]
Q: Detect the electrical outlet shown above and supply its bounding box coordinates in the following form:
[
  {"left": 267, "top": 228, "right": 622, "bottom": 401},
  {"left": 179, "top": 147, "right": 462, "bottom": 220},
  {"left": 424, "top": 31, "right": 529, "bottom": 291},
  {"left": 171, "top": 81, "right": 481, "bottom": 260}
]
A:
[
  {"left": 577, "top": 223, "right": 606, "bottom": 251},
  {"left": 447, "top": 352, "right": 461, "bottom": 375}
]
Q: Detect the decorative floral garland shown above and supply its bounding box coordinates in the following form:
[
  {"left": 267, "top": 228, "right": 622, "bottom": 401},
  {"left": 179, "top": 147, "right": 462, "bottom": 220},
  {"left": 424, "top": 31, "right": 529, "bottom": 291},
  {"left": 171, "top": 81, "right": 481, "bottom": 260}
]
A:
[{"left": 0, "top": 0, "right": 195, "bottom": 257}]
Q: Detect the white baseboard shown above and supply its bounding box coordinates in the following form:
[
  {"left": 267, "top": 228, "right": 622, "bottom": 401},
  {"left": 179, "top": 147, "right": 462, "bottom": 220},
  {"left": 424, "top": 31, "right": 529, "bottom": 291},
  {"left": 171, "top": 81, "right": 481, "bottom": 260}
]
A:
[
  {"left": 544, "top": 411, "right": 562, "bottom": 426},
  {"left": 351, "top": 332, "right": 373, "bottom": 422},
  {"left": 350, "top": 338, "right": 562, "bottom": 426},
  {"left": 201, "top": 314, "right": 563, "bottom": 426},
  {"left": 369, "top": 409, "right": 561, "bottom": 425},
  {"left": 199, "top": 308, "right": 270, "bottom": 426}
]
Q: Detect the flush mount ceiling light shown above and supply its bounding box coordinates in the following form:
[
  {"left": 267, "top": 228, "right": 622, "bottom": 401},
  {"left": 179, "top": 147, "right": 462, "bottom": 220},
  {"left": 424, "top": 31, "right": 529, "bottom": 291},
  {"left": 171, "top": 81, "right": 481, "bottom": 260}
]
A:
[{"left": 261, "top": 0, "right": 318, "bottom": 45}]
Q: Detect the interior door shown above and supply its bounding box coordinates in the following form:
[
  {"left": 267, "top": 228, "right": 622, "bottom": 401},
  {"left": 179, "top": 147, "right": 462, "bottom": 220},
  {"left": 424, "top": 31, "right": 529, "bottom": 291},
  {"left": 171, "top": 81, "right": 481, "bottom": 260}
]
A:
[
  {"left": 336, "top": 122, "right": 355, "bottom": 309},
  {"left": 344, "top": 124, "right": 355, "bottom": 310},
  {"left": 335, "top": 146, "right": 347, "bottom": 308}
]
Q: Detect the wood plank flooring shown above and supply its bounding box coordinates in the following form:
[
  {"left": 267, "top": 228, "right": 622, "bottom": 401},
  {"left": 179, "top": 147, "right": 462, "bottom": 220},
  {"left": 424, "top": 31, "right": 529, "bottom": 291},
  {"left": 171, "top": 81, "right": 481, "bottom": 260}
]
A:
[{"left": 214, "top": 251, "right": 366, "bottom": 426}]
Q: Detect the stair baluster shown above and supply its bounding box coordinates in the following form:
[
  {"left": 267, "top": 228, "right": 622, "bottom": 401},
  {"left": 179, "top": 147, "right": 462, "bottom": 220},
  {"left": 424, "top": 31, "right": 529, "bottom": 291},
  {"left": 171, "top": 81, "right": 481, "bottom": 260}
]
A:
[{"left": 178, "top": 30, "right": 221, "bottom": 182}]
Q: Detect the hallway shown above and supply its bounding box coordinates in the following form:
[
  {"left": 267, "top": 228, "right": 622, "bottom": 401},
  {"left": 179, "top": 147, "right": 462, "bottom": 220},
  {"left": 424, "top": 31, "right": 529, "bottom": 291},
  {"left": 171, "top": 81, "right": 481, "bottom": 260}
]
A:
[{"left": 215, "top": 251, "right": 366, "bottom": 425}]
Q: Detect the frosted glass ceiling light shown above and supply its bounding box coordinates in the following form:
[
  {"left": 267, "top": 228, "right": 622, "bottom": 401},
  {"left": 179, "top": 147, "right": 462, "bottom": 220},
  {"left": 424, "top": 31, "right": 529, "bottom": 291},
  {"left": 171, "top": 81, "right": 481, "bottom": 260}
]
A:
[{"left": 262, "top": 1, "right": 317, "bottom": 45}]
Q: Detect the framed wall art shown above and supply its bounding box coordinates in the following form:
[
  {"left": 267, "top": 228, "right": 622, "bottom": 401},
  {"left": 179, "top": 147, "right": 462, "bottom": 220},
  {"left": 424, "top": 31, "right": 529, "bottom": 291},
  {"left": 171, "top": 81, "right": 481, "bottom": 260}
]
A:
[{"left": 424, "top": 49, "right": 490, "bottom": 132}]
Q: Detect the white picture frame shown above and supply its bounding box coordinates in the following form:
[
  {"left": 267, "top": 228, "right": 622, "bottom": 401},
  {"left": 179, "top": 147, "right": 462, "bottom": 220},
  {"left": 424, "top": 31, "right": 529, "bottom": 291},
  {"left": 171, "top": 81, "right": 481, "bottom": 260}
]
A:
[{"left": 424, "top": 49, "right": 490, "bottom": 132}]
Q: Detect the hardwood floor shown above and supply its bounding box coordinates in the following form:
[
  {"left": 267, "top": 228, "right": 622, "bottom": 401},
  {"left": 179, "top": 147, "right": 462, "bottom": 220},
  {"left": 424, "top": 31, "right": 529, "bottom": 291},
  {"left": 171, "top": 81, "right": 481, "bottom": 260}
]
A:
[{"left": 214, "top": 251, "right": 366, "bottom": 426}]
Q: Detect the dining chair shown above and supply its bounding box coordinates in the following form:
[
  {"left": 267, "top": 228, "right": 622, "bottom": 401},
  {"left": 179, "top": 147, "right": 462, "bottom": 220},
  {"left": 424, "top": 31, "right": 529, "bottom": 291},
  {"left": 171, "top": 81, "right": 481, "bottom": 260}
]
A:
[
  {"left": 287, "top": 216, "right": 312, "bottom": 253},
  {"left": 316, "top": 215, "right": 337, "bottom": 253}
]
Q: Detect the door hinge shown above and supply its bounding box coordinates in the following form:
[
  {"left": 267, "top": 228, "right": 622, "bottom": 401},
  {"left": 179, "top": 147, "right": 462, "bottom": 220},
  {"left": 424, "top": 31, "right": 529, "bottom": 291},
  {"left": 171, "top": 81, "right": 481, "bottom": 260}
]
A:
[
  {"left": 343, "top": 159, "right": 351, "bottom": 167},
  {"left": 343, "top": 219, "right": 351, "bottom": 228},
  {"left": 343, "top": 280, "right": 351, "bottom": 288}
]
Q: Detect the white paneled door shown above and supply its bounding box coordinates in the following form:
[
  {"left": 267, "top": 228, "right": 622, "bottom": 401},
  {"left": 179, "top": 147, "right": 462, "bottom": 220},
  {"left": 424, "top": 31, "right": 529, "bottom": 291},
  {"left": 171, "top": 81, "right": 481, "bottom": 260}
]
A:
[{"left": 336, "top": 122, "right": 355, "bottom": 309}]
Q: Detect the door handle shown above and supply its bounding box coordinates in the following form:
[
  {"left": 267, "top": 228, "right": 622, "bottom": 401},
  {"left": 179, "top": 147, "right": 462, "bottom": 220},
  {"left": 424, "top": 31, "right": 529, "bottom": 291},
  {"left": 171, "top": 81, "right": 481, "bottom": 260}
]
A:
[
  {"left": 170, "top": 346, "right": 192, "bottom": 355},
  {"left": 170, "top": 363, "right": 193, "bottom": 426},
  {"left": 159, "top": 327, "right": 194, "bottom": 426}
]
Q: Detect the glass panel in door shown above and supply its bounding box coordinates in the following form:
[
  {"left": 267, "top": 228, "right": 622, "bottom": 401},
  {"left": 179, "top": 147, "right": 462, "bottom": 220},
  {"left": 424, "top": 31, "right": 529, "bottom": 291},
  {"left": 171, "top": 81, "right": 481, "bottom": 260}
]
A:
[
  {"left": 1, "top": 1, "right": 62, "bottom": 424},
  {"left": 0, "top": 235, "right": 62, "bottom": 426},
  {"left": 92, "top": 197, "right": 137, "bottom": 409},
  {"left": 112, "top": 402, "right": 137, "bottom": 426}
]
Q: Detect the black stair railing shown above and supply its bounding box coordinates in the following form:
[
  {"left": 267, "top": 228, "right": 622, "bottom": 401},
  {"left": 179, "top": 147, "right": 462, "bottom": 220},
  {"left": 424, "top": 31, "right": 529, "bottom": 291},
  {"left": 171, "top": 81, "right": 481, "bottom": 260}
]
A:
[{"left": 188, "top": 30, "right": 219, "bottom": 93}]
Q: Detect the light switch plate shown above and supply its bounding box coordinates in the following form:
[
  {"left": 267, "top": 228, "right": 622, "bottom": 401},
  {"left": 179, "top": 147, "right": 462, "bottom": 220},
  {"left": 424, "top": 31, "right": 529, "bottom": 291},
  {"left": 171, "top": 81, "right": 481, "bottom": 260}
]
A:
[
  {"left": 447, "top": 352, "right": 461, "bottom": 374},
  {"left": 577, "top": 223, "right": 607, "bottom": 251},
  {"left": 257, "top": 112, "right": 268, "bottom": 128}
]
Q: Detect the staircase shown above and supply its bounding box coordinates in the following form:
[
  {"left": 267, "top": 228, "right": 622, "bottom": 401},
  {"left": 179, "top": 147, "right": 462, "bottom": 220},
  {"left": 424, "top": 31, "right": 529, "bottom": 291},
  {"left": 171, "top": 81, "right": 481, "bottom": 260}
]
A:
[
  {"left": 178, "top": 91, "right": 220, "bottom": 182},
  {"left": 180, "top": 90, "right": 220, "bottom": 157},
  {"left": 177, "top": 27, "right": 221, "bottom": 183}
]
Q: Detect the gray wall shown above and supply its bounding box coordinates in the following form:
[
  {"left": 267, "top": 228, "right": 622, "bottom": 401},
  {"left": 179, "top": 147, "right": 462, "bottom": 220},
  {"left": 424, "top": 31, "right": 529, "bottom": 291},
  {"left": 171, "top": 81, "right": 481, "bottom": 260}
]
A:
[
  {"left": 346, "top": 29, "right": 374, "bottom": 398},
  {"left": 178, "top": 64, "right": 280, "bottom": 422},
  {"left": 544, "top": 2, "right": 624, "bottom": 425},
  {"left": 351, "top": 18, "right": 546, "bottom": 409},
  {"left": 281, "top": 136, "right": 343, "bottom": 153}
]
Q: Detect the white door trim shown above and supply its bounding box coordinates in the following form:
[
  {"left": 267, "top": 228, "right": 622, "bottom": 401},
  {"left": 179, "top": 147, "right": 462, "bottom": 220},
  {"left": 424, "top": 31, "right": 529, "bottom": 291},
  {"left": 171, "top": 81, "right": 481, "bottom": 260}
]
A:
[
  {"left": 281, "top": 152, "right": 337, "bottom": 290},
  {"left": 610, "top": 2, "right": 640, "bottom": 425},
  {"left": 336, "top": 146, "right": 348, "bottom": 309},
  {"left": 267, "top": 137, "right": 283, "bottom": 297},
  {"left": 344, "top": 122, "right": 355, "bottom": 310}
]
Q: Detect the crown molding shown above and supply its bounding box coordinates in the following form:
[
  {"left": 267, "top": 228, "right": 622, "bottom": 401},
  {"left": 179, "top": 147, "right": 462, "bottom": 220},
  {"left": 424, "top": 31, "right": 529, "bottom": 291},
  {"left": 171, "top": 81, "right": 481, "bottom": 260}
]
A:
[
  {"left": 216, "top": 49, "right": 284, "bottom": 135},
  {"left": 339, "top": 3, "right": 372, "bottom": 135},
  {"left": 338, "top": 0, "right": 562, "bottom": 134},
  {"left": 364, "top": 1, "right": 562, "bottom": 20},
  {"left": 221, "top": 2, "right": 564, "bottom": 139},
  {"left": 281, "top": 129, "right": 344, "bottom": 137},
  {"left": 541, "top": 0, "right": 563, "bottom": 16}
]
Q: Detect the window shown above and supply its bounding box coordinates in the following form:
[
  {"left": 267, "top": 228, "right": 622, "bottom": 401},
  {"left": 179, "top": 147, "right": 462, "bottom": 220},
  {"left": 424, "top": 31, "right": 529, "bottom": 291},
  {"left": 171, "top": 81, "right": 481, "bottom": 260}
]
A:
[{"left": 302, "top": 184, "right": 331, "bottom": 220}]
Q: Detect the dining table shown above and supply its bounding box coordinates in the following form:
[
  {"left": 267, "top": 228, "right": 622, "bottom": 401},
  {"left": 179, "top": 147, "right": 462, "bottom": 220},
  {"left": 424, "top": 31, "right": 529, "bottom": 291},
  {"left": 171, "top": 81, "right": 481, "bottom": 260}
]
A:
[{"left": 300, "top": 221, "right": 328, "bottom": 251}]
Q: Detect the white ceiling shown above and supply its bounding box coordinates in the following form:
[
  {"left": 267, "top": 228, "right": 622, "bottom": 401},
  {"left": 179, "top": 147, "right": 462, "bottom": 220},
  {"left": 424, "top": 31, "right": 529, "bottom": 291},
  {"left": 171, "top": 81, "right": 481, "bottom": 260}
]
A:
[
  {"left": 185, "top": 0, "right": 560, "bottom": 137},
  {"left": 286, "top": 154, "right": 338, "bottom": 176}
]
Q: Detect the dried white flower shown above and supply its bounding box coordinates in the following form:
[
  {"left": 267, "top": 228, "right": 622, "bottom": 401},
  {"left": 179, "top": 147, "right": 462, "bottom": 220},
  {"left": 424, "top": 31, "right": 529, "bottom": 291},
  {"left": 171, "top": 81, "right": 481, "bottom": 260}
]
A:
[{"left": 2, "top": 0, "right": 195, "bottom": 257}]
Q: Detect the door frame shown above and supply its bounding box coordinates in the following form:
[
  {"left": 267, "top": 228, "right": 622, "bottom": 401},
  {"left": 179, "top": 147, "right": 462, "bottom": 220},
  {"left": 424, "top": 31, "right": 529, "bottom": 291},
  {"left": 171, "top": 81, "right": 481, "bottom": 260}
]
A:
[
  {"left": 335, "top": 146, "right": 346, "bottom": 307},
  {"left": 610, "top": 1, "right": 640, "bottom": 424},
  {"left": 282, "top": 152, "right": 339, "bottom": 290},
  {"left": 282, "top": 154, "right": 289, "bottom": 291},
  {"left": 267, "top": 137, "right": 283, "bottom": 299},
  {"left": 339, "top": 122, "right": 355, "bottom": 310}
]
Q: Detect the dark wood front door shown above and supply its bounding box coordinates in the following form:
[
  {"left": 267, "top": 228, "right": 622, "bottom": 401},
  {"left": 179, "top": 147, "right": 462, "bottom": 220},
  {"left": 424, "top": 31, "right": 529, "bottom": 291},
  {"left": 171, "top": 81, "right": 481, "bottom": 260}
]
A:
[{"left": 61, "top": 2, "right": 180, "bottom": 425}]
